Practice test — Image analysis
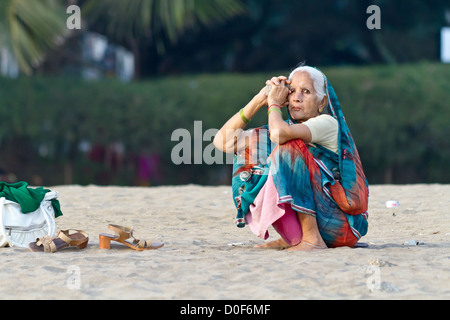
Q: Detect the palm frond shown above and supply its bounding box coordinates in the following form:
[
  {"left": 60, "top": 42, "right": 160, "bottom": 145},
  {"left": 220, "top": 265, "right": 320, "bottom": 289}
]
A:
[
  {"left": 83, "top": 0, "right": 246, "bottom": 50},
  {"left": 3, "top": 0, "right": 68, "bottom": 74}
]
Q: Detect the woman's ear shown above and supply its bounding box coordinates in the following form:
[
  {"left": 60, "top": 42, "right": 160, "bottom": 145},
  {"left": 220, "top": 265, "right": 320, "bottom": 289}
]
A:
[{"left": 319, "top": 96, "right": 328, "bottom": 113}]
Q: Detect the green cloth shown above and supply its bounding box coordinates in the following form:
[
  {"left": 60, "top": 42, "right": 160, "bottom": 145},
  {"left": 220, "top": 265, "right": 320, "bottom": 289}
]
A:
[{"left": 0, "top": 181, "right": 62, "bottom": 217}]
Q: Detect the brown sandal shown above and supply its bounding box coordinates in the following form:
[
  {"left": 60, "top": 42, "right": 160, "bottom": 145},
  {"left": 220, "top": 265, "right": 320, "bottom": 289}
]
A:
[
  {"left": 29, "top": 230, "right": 89, "bottom": 253},
  {"left": 99, "top": 224, "right": 164, "bottom": 251}
]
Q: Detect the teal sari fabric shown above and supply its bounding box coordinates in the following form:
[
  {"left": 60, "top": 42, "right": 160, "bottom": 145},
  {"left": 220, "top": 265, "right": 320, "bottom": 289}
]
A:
[{"left": 232, "top": 127, "right": 270, "bottom": 227}]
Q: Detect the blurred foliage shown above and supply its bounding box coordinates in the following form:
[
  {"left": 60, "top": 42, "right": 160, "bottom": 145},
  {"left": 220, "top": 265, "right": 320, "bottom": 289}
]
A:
[
  {"left": 3, "top": 0, "right": 445, "bottom": 77},
  {"left": 0, "top": 0, "right": 68, "bottom": 74},
  {"left": 101, "top": 0, "right": 448, "bottom": 76},
  {"left": 82, "top": 0, "right": 246, "bottom": 53},
  {"left": 0, "top": 62, "right": 449, "bottom": 185},
  {"left": 1, "top": 0, "right": 245, "bottom": 75}
]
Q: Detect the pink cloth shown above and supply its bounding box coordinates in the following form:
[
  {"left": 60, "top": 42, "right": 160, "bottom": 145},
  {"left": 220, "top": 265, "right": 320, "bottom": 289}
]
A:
[{"left": 246, "top": 173, "right": 302, "bottom": 246}]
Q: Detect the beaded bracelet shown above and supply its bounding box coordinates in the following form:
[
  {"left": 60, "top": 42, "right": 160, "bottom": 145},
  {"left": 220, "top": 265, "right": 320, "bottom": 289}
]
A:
[
  {"left": 268, "top": 103, "right": 281, "bottom": 110},
  {"left": 239, "top": 108, "right": 250, "bottom": 124}
]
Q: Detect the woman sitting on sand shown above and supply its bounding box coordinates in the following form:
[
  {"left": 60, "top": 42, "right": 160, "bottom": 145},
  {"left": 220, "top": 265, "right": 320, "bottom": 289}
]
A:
[{"left": 213, "top": 65, "right": 369, "bottom": 251}]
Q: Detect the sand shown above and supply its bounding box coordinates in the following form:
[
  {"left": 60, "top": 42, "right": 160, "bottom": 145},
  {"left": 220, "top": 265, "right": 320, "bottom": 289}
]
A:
[{"left": 0, "top": 183, "right": 449, "bottom": 300}]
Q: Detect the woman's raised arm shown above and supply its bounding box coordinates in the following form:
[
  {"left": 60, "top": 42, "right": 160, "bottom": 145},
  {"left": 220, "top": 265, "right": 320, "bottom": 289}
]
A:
[{"left": 213, "top": 86, "right": 267, "bottom": 153}]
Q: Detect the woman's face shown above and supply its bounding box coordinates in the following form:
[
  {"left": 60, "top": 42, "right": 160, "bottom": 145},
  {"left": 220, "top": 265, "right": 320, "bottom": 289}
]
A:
[{"left": 288, "top": 71, "right": 322, "bottom": 122}]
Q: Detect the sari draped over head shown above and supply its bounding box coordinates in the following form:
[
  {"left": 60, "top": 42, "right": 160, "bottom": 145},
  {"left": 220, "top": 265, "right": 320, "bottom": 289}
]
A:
[{"left": 231, "top": 70, "right": 369, "bottom": 248}]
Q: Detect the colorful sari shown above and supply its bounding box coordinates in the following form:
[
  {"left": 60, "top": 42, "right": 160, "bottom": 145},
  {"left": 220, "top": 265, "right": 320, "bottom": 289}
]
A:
[{"left": 231, "top": 72, "right": 368, "bottom": 248}]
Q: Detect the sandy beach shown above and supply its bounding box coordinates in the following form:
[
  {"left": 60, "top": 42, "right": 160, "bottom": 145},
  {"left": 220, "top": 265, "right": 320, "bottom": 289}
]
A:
[{"left": 0, "top": 183, "right": 449, "bottom": 300}]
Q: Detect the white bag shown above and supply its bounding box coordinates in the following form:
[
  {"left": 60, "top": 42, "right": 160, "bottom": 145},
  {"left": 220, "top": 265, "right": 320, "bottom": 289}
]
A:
[{"left": 0, "top": 191, "right": 58, "bottom": 248}]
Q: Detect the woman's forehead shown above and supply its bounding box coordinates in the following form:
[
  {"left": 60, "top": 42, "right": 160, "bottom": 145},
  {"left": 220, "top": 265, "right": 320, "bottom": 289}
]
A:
[{"left": 290, "top": 71, "right": 314, "bottom": 88}]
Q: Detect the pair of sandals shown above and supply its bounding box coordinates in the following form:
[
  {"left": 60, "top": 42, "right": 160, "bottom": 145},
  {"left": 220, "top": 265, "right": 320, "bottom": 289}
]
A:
[{"left": 29, "top": 224, "right": 164, "bottom": 253}]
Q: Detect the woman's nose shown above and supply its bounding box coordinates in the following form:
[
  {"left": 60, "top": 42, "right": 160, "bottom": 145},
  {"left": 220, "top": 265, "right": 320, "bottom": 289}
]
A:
[{"left": 293, "top": 91, "right": 303, "bottom": 102}]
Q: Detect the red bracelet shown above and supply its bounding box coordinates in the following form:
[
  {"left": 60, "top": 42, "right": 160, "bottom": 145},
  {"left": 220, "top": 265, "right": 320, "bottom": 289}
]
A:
[{"left": 269, "top": 104, "right": 281, "bottom": 109}]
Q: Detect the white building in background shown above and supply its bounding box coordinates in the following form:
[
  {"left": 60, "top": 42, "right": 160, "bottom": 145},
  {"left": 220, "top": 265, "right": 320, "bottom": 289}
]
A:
[
  {"left": 441, "top": 27, "right": 450, "bottom": 63},
  {"left": 442, "top": 9, "right": 450, "bottom": 64},
  {"left": 115, "top": 46, "right": 135, "bottom": 83},
  {"left": 0, "top": 47, "right": 19, "bottom": 78},
  {"left": 81, "top": 32, "right": 135, "bottom": 82},
  {"left": 0, "top": 31, "right": 134, "bottom": 82}
]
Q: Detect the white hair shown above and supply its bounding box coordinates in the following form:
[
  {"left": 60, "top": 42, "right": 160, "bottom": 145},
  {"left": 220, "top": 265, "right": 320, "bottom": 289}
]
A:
[{"left": 288, "top": 66, "right": 327, "bottom": 102}]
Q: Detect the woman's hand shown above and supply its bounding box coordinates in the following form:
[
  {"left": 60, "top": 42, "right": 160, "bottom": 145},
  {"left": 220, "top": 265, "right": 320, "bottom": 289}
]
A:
[
  {"left": 266, "top": 76, "right": 291, "bottom": 107},
  {"left": 253, "top": 85, "right": 269, "bottom": 109}
]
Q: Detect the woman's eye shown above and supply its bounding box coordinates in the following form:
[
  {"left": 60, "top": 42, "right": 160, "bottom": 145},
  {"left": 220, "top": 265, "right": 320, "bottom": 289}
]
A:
[{"left": 303, "top": 89, "right": 310, "bottom": 94}]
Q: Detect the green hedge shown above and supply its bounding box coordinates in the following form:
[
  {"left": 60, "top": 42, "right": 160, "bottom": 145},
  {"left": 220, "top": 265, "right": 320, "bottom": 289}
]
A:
[{"left": 0, "top": 62, "right": 449, "bottom": 185}]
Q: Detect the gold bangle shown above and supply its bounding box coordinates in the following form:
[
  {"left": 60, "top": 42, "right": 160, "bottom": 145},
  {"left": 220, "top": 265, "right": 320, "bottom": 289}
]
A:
[{"left": 239, "top": 108, "right": 250, "bottom": 124}]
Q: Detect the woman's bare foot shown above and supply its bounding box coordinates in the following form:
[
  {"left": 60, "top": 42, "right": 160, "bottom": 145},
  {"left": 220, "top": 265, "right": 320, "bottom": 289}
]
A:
[
  {"left": 254, "top": 238, "right": 291, "bottom": 249},
  {"left": 283, "top": 212, "right": 327, "bottom": 251},
  {"left": 285, "top": 240, "right": 327, "bottom": 251}
]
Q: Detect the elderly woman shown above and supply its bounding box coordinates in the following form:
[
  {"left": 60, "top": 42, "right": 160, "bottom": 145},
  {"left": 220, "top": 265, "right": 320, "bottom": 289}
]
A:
[{"left": 213, "top": 65, "right": 369, "bottom": 251}]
